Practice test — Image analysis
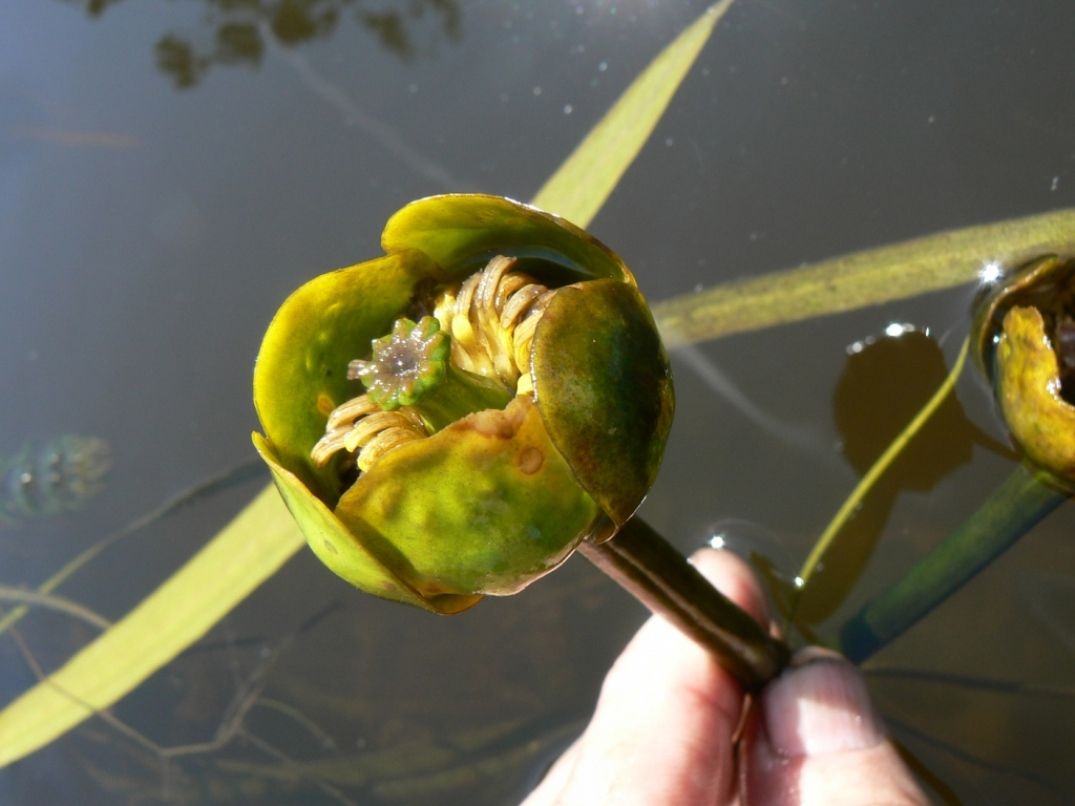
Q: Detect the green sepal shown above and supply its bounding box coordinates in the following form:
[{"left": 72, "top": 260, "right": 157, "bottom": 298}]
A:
[
  {"left": 971, "top": 254, "right": 1067, "bottom": 381},
  {"left": 334, "top": 396, "right": 601, "bottom": 597},
  {"left": 253, "top": 432, "right": 482, "bottom": 614},
  {"left": 253, "top": 250, "right": 439, "bottom": 504},
  {"left": 382, "top": 194, "right": 633, "bottom": 286},
  {"left": 995, "top": 306, "right": 1075, "bottom": 488},
  {"left": 531, "top": 279, "right": 675, "bottom": 527},
  {"left": 970, "top": 254, "right": 1075, "bottom": 487}
]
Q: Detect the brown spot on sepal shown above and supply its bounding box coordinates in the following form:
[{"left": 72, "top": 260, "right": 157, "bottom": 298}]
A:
[
  {"left": 517, "top": 446, "right": 544, "bottom": 474},
  {"left": 453, "top": 398, "right": 528, "bottom": 440}
]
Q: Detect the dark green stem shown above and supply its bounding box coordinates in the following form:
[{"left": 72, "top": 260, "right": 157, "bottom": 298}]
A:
[
  {"left": 840, "top": 462, "right": 1068, "bottom": 664},
  {"left": 578, "top": 517, "right": 790, "bottom": 691}
]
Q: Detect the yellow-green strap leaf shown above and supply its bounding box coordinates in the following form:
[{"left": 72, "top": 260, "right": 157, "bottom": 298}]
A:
[
  {"left": 0, "top": 485, "right": 304, "bottom": 767},
  {"left": 531, "top": 0, "right": 734, "bottom": 229},
  {"left": 654, "top": 207, "right": 1075, "bottom": 348}
]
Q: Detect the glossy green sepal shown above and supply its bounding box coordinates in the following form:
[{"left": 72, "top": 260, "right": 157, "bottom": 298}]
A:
[{"left": 532, "top": 279, "right": 674, "bottom": 526}]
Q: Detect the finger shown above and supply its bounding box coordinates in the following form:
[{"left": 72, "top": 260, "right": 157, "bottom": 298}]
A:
[
  {"left": 743, "top": 647, "right": 928, "bottom": 806},
  {"left": 525, "top": 548, "right": 770, "bottom": 806}
]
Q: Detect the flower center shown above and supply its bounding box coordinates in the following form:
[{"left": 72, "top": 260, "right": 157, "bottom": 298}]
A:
[{"left": 349, "top": 316, "right": 451, "bottom": 411}]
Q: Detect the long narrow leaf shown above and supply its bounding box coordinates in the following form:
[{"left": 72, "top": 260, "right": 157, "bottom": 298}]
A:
[
  {"left": 0, "top": 486, "right": 304, "bottom": 767},
  {"left": 531, "top": 0, "right": 732, "bottom": 228},
  {"left": 654, "top": 206, "right": 1075, "bottom": 348}
]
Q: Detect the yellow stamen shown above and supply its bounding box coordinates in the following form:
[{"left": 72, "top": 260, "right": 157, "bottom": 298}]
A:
[
  {"left": 342, "top": 409, "right": 425, "bottom": 454},
  {"left": 434, "top": 255, "right": 554, "bottom": 392},
  {"left": 325, "top": 395, "right": 380, "bottom": 432}
]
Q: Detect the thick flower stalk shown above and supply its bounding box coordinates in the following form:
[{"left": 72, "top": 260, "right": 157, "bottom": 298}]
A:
[{"left": 252, "top": 194, "right": 674, "bottom": 614}]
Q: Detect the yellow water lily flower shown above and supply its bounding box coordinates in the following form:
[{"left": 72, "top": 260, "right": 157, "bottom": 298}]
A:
[
  {"left": 973, "top": 254, "right": 1075, "bottom": 488},
  {"left": 253, "top": 194, "right": 674, "bottom": 613}
]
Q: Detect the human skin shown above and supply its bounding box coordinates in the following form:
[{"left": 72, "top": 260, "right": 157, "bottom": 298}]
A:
[{"left": 522, "top": 548, "right": 929, "bottom": 806}]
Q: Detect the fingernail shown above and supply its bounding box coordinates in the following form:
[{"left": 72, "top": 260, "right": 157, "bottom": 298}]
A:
[{"left": 761, "top": 648, "right": 885, "bottom": 757}]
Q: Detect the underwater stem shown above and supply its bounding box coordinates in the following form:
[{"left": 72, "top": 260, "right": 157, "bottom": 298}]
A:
[
  {"left": 840, "top": 462, "right": 1069, "bottom": 664},
  {"left": 579, "top": 518, "right": 789, "bottom": 691}
]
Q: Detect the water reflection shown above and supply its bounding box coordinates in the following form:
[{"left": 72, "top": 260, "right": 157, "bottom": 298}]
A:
[{"left": 57, "top": 0, "right": 462, "bottom": 88}]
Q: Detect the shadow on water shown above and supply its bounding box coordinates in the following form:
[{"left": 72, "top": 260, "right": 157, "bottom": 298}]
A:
[{"left": 794, "top": 328, "right": 1016, "bottom": 624}]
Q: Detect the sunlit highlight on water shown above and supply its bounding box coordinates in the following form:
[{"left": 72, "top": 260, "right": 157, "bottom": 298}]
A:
[{"left": 979, "top": 260, "right": 1004, "bottom": 285}]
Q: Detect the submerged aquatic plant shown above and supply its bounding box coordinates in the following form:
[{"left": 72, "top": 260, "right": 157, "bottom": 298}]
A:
[
  {"left": 252, "top": 193, "right": 674, "bottom": 611},
  {"left": 0, "top": 435, "right": 111, "bottom": 527}
]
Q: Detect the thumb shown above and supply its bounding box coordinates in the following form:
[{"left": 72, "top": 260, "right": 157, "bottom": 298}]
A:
[{"left": 744, "top": 647, "right": 928, "bottom": 805}]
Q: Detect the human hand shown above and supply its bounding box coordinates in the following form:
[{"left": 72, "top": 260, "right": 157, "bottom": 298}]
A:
[{"left": 522, "top": 548, "right": 928, "bottom": 805}]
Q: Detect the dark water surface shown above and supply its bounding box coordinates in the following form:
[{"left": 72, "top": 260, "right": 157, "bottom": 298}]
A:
[{"left": 3, "top": 1, "right": 1075, "bottom": 803}]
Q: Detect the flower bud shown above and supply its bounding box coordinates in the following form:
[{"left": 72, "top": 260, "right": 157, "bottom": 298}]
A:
[
  {"left": 253, "top": 194, "right": 674, "bottom": 612},
  {"left": 972, "top": 254, "right": 1075, "bottom": 489}
]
